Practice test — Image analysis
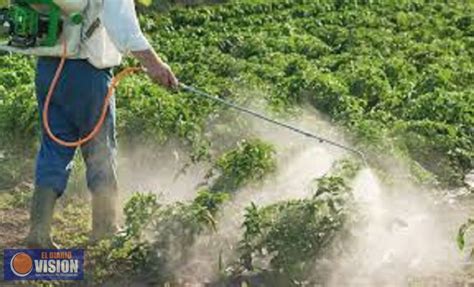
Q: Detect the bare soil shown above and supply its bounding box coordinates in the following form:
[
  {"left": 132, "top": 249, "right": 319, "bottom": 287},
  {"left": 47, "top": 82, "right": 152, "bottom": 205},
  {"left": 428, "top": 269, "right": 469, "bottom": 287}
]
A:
[
  {"left": 0, "top": 207, "right": 29, "bottom": 283},
  {"left": 0, "top": 208, "right": 28, "bottom": 249}
]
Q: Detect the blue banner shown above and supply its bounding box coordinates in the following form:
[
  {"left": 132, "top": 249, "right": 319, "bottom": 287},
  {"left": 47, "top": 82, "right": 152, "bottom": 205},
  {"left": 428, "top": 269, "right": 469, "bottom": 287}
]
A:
[{"left": 3, "top": 249, "right": 84, "bottom": 281}]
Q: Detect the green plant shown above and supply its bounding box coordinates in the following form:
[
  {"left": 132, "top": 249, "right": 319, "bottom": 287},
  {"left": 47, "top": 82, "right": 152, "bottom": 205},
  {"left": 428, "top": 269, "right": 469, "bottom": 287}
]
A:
[
  {"left": 211, "top": 139, "right": 276, "bottom": 192},
  {"left": 88, "top": 190, "right": 229, "bottom": 284},
  {"left": 457, "top": 218, "right": 474, "bottom": 256},
  {"left": 1, "top": 1, "right": 472, "bottom": 187},
  {"left": 122, "top": 192, "right": 161, "bottom": 239},
  {"left": 237, "top": 159, "right": 360, "bottom": 283}
]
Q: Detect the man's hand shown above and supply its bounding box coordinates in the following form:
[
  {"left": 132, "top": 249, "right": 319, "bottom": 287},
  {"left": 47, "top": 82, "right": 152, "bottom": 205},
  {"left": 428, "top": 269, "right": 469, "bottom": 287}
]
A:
[
  {"left": 132, "top": 49, "right": 178, "bottom": 89},
  {"left": 145, "top": 61, "right": 178, "bottom": 89}
]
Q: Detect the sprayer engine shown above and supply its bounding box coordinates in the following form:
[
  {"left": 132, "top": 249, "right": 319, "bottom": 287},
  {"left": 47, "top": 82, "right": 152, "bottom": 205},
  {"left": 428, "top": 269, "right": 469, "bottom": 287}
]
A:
[{"left": 0, "top": 0, "right": 84, "bottom": 48}]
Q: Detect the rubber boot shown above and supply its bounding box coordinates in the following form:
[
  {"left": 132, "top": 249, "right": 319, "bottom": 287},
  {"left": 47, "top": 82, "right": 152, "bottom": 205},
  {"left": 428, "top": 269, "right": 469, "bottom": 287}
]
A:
[
  {"left": 26, "top": 187, "right": 59, "bottom": 249},
  {"left": 90, "top": 187, "right": 119, "bottom": 242}
]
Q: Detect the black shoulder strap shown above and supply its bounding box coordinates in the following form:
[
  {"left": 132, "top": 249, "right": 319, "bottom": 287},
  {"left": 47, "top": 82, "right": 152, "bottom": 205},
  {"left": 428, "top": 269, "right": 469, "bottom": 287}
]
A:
[
  {"left": 84, "top": 18, "right": 101, "bottom": 40},
  {"left": 82, "top": 0, "right": 104, "bottom": 41}
]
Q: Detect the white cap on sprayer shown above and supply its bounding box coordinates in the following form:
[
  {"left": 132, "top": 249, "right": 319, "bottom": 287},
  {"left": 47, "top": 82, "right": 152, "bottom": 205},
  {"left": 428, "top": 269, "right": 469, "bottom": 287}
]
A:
[{"left": 53, "top": 0, "right": 87, "bottom": 14}]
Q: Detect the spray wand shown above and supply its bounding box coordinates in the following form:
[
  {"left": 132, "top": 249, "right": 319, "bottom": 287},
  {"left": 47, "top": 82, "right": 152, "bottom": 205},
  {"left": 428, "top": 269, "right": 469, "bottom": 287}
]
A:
[
  {"left": 179, "top": 83, "right": 368, "bottom": 166},
  {"left": 41, "top": 43, "right": 366, "bottom": 166}
]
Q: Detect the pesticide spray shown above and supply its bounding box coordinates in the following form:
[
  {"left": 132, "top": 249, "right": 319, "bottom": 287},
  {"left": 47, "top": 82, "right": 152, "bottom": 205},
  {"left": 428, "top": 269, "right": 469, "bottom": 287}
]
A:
[
  {"left": 326, "top": 168, "right": 467, "bottom": 286},
  {"left": 119, "top": 85, "right": 468, "bottom": 285}
]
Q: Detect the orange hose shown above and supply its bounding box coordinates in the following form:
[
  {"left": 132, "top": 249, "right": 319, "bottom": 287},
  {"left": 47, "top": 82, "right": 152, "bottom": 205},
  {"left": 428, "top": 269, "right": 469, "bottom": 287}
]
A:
[{"left": 42, "top": 41, "right": 142, "bottom": 148}]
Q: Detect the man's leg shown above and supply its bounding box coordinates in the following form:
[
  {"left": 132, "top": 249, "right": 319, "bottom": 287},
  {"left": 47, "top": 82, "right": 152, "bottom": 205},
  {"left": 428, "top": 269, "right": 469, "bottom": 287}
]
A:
[
  {"left": 29, "top": 138, "right": 76, "bottom": 248},
  {"left": 28, "top": 58, "right": 78, "bottom": 248},
  {"left": 81, "top": 99, "right": 118, "bottom": 241},
  {"left": 75, "top": 63, "right": 119, "bottom": 241}
]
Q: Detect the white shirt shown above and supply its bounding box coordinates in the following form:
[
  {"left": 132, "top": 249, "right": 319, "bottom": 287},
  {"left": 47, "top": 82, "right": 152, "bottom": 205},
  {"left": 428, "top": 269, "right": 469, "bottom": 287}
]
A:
[
  {"left": 102, "top": 0, "right": 151, "bottom": 53},
  {"left": 79, "top": 0, "right": 150, "bottom": 68}
]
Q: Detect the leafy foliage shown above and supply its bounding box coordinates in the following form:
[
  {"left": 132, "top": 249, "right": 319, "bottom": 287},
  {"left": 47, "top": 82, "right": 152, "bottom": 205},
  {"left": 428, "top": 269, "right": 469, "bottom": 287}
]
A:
[
  {"left": 88, "top": 190, "right": 229, "bottom": 284},
  {"left": 0, "top": 56, "right": 37, "bottom": 148},
  {"left": 122, "top": 192, "right": 161, "bottom": 239},
  {"left": 457, "top": 218, "right": 474, "bottom": 253},
  {"left": 87, "top": 138, "right": 275, "bottom": 284},
  {"left": 211, "top": 139, "right": 276, "bottom": 192},
  {"left": 236, "top": 160, "right": 359, "bottom": 282},
  {"left": 0, "top": 1, "right": 472, "bottom": 186}
]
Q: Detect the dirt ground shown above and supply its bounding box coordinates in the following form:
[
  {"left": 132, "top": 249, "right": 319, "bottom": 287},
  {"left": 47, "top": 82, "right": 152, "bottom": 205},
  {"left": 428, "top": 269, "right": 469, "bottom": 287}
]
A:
[
  {"left": 0, "top": 208, "right": 28, "bottom": 249},
  {"left": 0, "top": 207, "right": 29, "bottom": 283}
]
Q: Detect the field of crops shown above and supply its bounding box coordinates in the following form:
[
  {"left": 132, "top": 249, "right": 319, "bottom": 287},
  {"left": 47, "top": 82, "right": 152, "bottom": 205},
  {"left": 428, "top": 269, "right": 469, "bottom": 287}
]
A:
[{"left": 0, "top": 0, "right": 473, "bottom": 285}]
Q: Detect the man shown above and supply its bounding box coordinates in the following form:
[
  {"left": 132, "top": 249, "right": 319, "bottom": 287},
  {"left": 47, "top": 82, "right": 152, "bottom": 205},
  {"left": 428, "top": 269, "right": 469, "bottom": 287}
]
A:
[{"left": 26, "top": 0, "right": 178, "bottom": 248}]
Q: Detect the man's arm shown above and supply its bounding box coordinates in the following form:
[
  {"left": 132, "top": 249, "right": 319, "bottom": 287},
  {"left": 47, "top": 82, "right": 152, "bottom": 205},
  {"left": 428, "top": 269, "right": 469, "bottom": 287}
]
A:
[
  {"left": 132, "top": 49, "right": 178, "bottom": 89},
  {"left": 103, "top": 0, "right": 178, "bottom": 89}
]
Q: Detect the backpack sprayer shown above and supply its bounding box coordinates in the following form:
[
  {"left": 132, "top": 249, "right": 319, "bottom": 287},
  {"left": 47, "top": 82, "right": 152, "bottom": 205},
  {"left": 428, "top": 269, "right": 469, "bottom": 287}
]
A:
[
  {"left": 0, "top": 0, "right": 85, "bottom": 55},
  {"left": 1, "top": 0, "right": 62, "bottom": 48},
  {"left": 0, "top": 0, "right": 367, "bottom": 164}
]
